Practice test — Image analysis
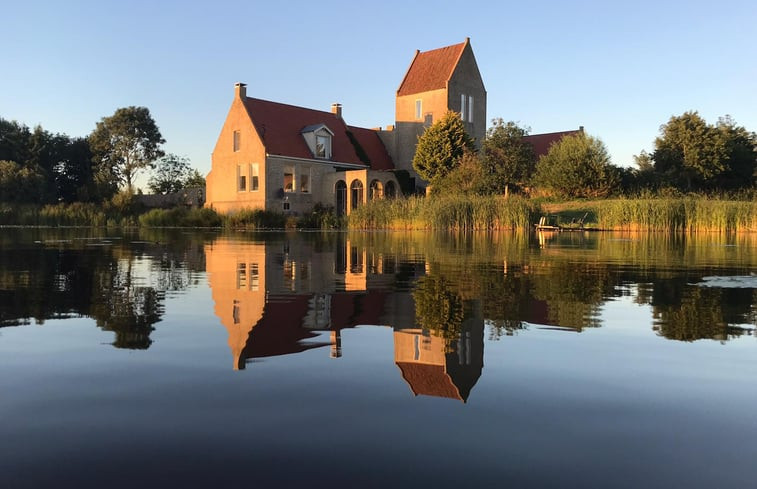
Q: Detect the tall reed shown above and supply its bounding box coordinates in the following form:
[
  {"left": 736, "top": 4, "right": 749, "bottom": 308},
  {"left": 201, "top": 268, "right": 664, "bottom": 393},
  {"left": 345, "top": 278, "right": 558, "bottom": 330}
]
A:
[
  {"left": 349, "top": 194, "right": 540, "bottom": 230},
  {"left": 596, "top": 198, "right": 757, "bottom": 233}
]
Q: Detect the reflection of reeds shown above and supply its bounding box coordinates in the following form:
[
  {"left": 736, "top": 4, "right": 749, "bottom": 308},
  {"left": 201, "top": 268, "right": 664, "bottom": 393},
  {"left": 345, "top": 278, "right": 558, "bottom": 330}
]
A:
[
  {"left": 348, "top": 195, "right": 541, "bottom": 230},
  {"left": 596, "top": 198, "right": 757, "bottom": 233}
]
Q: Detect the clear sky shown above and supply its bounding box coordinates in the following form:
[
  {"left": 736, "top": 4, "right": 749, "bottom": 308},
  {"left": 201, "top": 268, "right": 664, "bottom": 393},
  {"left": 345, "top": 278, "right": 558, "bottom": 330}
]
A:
[{"left": 4, "top": 0, "right": 756, "bottom": 189}]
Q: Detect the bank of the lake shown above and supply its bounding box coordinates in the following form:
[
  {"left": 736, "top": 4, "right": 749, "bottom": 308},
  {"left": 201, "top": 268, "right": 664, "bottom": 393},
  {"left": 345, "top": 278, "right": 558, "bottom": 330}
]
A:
[{"left": 2, "top": 195, "right": 756, "bottom": 233}]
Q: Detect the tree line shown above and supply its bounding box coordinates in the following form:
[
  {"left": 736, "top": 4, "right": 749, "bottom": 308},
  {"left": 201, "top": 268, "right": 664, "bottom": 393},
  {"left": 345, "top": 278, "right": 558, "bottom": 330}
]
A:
[
  {"left": 413, "top": 111, "right": 757, "bottom": 198},
  {"left": 0, "top": 107, "right": 203, "bottom": 204}
]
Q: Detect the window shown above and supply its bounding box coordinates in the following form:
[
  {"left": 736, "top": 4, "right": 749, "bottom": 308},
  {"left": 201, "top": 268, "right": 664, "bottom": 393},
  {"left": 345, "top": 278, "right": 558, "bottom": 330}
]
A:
[
  {"left": 468, "top": 95, "right": 474, "bottom": 123},
  {"left": 415, "top": 99, "right": 422, "bottom": 119},
  {"left": 250, "top": 263, "right": 259, "bottom": 291},
  {"left": 237, "top": 165, "right": 246, "bottom": 191},
  {"left": 460, "top": 94, "right": 467, "bottom": 122},
  {"left": 300, "top": 170, "right": 310, "bottom": 193},
  {"left": 250, "top": 163, "right": 259, "bottom": 191},
  {"left": 350, "top": 180, "right": 363, "bottom": 209},
  {"left": 236, "top": 262, "right": 246, "bottom": 289},
  {"left": 233, "top": 130, "right": 240, "bottom": 152},
  {"left": 316, "top": 134, "right": 330, "bottom": 158},
  {"left": 283, "top": 201, "right": 290, "bottom": 211},
  {"left": 284, "top": 167, "right": 294, "bottom": 192}
]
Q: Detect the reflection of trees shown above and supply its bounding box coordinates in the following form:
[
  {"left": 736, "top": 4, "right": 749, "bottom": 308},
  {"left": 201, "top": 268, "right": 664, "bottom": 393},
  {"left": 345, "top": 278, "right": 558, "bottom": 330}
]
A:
[
  {"left": 653, "top": 287, "right": 756, "bottom": 342},
  {"left": 0, "top": 229, "right": 203, "bottom": 349},
  {"left": 89, "top": 260, "right": 164, "bottom": 349},
  {"left": 413, "top": 275, "right": 465, "bottom": 340}
]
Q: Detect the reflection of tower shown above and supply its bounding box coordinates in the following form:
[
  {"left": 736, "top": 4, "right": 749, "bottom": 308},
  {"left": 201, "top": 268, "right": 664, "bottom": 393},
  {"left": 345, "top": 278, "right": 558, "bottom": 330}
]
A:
[
  {"left": 393, "top": 318, "right": 484, "bottom": 402},
  {"left": 330, "top": 330, "right": 342, "bottom": 358}
]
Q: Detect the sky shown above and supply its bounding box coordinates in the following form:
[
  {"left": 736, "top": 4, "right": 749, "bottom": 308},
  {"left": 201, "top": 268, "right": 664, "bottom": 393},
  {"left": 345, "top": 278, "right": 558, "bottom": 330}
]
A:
[{"left": 3, "top": 0, "right": 756, "bottom": 189}]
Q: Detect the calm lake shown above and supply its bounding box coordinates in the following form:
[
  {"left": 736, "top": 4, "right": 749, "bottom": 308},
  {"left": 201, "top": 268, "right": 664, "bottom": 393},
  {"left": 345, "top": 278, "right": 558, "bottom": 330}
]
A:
[{"left": 1, "top": 228, "right": 756, "bottom": 488}]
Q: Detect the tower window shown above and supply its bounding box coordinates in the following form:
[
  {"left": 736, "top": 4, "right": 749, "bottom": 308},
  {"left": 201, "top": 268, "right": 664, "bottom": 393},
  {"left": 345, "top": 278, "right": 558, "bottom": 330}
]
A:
[{"left": 415, "top": 99, "right": 422, "bottom": 119}]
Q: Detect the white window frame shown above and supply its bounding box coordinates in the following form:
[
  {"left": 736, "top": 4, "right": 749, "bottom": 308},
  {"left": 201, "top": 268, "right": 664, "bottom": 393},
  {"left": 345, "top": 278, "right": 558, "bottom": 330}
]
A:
[
  {"left": 300, "top": 168, "right": 311, "bottom": 193},
  {"left": 237, "top": 164, "right": 246, "bottom": 192},
  {"left": 460, "top": 94, "right": 467, "bottom": 122},
  {"left": 468, "top": 95, "right": 474, "bottom": 123},
  {"left": 315, "top": 134, "right": 331, "bottom": 159},
  {"left": 284, "top": 166, "right": 295, "bottom": 193},
  {"left": 415, "top": 99, "right": 422, "bottom": 120},
  {"left": 250, "top": 163, "right": 259, "bottom": 192},
  {"left": 233, "top": 130, "right": 240, "bottom": 152}
]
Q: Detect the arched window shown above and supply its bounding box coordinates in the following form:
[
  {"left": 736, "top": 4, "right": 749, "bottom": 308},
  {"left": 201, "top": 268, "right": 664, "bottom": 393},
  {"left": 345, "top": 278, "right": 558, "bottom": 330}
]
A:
[
  {"left": 384, "top": 181, "right": 396, "bottom": 198},
  {"left": 335, "top": 180, "right": 347, "bottom": 216},
  {"left": 350, "top": 180, "right": 364, "bottom": 210},
  {"left": 369, "top": 180, "right": 383, "bottom": 200}
]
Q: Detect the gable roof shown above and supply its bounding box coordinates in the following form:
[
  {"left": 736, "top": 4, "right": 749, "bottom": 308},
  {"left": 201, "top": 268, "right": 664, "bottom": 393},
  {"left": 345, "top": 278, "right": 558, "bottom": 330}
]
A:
[
  {"left": 523, "top": 129, "right": 583, "bottom": 158},
  {"left": 243, "top": 97, "right": 393, "bottom": 169},
  {"left": 397, "top": 40, "right": 468, "bottom": 97}
]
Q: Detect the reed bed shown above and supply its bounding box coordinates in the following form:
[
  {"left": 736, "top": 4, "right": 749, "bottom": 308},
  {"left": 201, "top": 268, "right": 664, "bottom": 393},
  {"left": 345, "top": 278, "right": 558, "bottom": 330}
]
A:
[
  {"left": 348, "top": 195, "right": 541, "bottom": 230},
  {"left": 595, "top": 198, "right": 757, "bottom": 233}
]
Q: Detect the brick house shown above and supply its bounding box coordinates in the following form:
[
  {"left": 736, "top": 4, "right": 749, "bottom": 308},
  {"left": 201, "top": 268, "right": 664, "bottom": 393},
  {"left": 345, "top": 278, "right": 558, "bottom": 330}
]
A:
[{"left": 205, "top": 83, "right": 398, "bottom": 215}]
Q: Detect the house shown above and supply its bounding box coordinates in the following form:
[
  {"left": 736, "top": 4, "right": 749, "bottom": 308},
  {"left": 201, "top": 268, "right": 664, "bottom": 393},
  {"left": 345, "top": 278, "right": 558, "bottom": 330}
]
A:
[
  {"left": 523, "top": 127, "right": 584, "bottom": 158},
  {"left": 205, "top": 83, "right": 399, "bottom": 215},
  {"left": 377, "top": 37, "right": 487, "bottom": 189}
]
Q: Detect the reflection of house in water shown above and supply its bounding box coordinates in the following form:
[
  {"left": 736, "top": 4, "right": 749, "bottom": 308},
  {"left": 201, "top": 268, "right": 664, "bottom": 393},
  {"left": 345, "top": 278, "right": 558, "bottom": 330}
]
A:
[
  {"left": 205, "top": 236, "right": 483, "bottom": 401},
  {"left": 205, "top": 237, "right": 410, "bottom": 370},
  {"left": 394, "top": 318, "right": 484, "bottom": 402}
]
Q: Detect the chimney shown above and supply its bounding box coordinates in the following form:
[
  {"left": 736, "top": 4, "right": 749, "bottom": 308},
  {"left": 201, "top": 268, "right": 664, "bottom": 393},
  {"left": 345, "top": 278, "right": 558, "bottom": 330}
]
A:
[
  {"left": 579, "top": 125, "right": 584, "bottom": 132},
  {"left": 331, "top": 103, "right": 342, "bottom": 119},
  {"left": 235, "top": 82, "right": 247, "bottom": 99}
]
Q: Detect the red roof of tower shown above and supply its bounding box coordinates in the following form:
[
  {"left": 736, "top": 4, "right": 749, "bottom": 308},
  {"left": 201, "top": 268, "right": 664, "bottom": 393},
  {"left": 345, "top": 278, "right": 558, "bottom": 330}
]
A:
[
  {"left": 243, "top": 97, "right": 394, "bottom": 170},
  {"left": 397, "top": 40, "right": 468, "bottom": 97},
  {"left": 396, "top": 362, "right": 465, "bottom": 401}
]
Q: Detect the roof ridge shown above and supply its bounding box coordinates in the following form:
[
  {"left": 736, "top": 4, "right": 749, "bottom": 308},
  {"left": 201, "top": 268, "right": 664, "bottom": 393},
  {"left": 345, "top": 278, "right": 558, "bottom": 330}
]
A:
[{"left": 246, "top": 96, "right": 337, "bottom": 117}]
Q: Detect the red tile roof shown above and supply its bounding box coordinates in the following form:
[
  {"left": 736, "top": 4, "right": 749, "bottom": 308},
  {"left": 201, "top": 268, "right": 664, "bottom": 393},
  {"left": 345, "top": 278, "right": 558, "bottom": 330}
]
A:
[
  {"left": 397, "top": 40, "right": 467, "bottom": 97},
  {"left": 523, "top": 130, "right": 582, "bottom": 158},
  {"left": 396, "top": 362, "right": 464, "bottom": 401},
  {"left": 243, "top": 97, "right": 393, "bottom": 170}
]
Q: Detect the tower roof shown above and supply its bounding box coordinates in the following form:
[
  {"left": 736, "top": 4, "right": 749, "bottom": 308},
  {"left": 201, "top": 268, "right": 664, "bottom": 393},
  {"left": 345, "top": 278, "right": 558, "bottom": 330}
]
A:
[{"left": 397, "top": 39, "right": 468, "bottom": 97}]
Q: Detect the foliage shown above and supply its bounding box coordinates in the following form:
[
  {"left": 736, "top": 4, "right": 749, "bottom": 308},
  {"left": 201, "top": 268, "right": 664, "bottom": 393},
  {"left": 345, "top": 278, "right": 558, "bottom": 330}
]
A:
[
  {"left": 652, "top": 112, "right": 756, "bottom": 190},
  {"left": 413, "top": 275, "right": 465, "bottom": 338},
  {"left": 139, "top": 207, "right": 222, "bottom": 227},
  {"left": 532, "top": 133, "right": 620, "bottom": 198},
  {"left": 89, "top": 106, "right": 165, "bottom": 192},
  {"left": 430, "top": 151, "right": 487, "bottom": 196},
  {"left": 0, "top": 118, "right": 96, "bottom": 203},
  {"left": 296, "top": 203, "right": 342, "bottom": 229},
  {"left": 148, "top": 154, "right": 197, "bottom": 194},
  {"left": 594, "top": 197, "right": 757, "bottom": 233},
  {"left": 0, "top": 160, "right": 45, "bottom": 202},
  {"left": 480, "top": 119, "right": 536, "bottom": 194},
  {"left": 348, "top": 193, "right": 541, "bottom": 230},
  {"left": 183, "top": 169, "right": 206, "bottom": 188},
  {"left": 223, "top": 208, "right": 287, "bottom": 229},
  {"left": 412, "top": 111, "right": 475, "bottom": 184}
]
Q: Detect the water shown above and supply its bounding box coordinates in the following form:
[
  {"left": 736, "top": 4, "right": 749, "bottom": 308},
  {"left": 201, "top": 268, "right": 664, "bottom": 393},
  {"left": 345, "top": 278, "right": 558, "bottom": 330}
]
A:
[{"left": 1, "top": 228, "right": 756, "bottom": 488}]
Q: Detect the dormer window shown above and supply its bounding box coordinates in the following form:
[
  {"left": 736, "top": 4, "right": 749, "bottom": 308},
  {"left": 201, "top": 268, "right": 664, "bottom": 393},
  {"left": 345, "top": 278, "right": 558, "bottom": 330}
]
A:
[
  {"left": 301, "top": 124, "right": 334, "bottom": 160},
  {"left": 316, "top": 134, "right": 330, "bottom": 158}
]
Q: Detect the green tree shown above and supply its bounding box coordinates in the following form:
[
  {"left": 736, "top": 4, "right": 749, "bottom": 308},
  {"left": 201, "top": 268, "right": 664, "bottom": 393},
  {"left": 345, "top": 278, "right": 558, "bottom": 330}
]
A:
[
  {"left": 533, "top": 133, "right": 620, "bottom": 198},
  {"left": 480, "top": 119, "right": 535, "bottom": 195},
  {"left": 148, "top": 154, "right": 193, "bottom": 194},
  {"left": 89, "top": 106, "right": 165, "bottom": 194},
  {"left": 412, "top": 111, "right": 474, "bottom": 185},
  {"left": 0, "top": 160, "right": 45, "bottom": 202},
  {"left": 652, "top": 111, "right": 756, "bottom": 190},
  {"left": 183, "top": 169, "right": 206, "bottom": 188},
  {"left": 430, "top": 151, "right": 485, "bottom": 195}
]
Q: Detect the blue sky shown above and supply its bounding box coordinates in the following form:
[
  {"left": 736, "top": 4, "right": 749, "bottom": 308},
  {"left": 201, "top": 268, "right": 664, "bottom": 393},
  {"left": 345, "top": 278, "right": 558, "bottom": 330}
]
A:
[{"left": 4, "top": 0, "right": 756, "bottom": 188}]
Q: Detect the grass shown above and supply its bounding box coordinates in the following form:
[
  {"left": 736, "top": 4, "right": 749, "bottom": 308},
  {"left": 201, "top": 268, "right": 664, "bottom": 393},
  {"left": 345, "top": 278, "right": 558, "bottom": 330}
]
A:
[{"left": 348, "top": 194, "right": 541, "bottom": 230}]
